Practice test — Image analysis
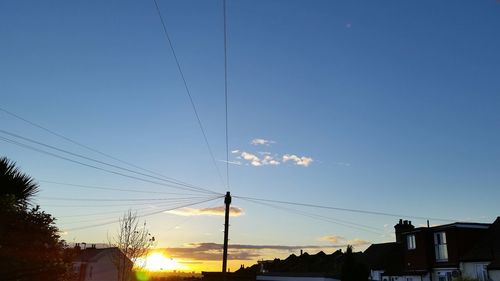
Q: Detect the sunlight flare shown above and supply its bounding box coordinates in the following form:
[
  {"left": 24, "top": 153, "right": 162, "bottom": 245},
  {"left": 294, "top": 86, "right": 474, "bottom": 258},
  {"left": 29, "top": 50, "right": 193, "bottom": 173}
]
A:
[{"left": 136, "top": 252, "right": 187, "bottom": 272}]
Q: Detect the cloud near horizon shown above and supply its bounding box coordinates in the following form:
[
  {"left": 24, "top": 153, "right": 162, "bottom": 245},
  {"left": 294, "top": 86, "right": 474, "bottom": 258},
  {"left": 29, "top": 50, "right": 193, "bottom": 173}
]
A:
[
  {"left": 166, "top": 206, "right": 244, "bottom": 217},
  {"left": 160, "top": 242, "right": 354, "bottom": 261},
  {"left": 319, "top": 235, "right": 370, "bottom": 247}
]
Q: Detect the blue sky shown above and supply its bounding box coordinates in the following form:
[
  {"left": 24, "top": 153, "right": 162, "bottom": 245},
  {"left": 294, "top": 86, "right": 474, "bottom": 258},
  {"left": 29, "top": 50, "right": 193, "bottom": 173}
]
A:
[{"left": 1, "top": 0, "right": 500, "bottom": 270}]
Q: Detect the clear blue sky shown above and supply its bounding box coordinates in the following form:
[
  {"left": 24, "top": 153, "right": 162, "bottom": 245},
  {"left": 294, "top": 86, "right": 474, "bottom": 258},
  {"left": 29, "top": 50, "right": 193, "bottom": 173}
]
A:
[{"left": 1, "top": 0, "right": 500, "bottom": 268}]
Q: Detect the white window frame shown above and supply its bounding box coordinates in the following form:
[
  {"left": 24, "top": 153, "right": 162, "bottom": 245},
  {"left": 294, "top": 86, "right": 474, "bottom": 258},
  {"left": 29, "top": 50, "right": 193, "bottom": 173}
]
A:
[
  {"left": 407, "top": 234, "right": 416, "bottom": 250},
  {"left": 434, "top": 232, "right": 448, "bottom": 262}
]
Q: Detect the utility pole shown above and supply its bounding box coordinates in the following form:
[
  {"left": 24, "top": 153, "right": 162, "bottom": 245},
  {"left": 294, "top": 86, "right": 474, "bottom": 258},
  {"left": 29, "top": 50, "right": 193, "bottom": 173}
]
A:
[{"left": 222, "top": 191, "right": 231, "bottom": 279}]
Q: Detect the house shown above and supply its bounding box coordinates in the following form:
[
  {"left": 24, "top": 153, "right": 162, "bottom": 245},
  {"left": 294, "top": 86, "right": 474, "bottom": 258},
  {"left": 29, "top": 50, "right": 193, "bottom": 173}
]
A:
[
  {"left": 72, "top": 244, "right": 133, "bottom": 281},
  {"left": 363, "top": 242, "right": 404, "bottom": 281},
  {"left": 460, "top": 217, "right": 500, "bottom": 281},
  {"left": 256, "top": 272, "right": 340, "bottom": 281},
  {"left": 363, "top": 217, "right": 500, "bottom": 281}
]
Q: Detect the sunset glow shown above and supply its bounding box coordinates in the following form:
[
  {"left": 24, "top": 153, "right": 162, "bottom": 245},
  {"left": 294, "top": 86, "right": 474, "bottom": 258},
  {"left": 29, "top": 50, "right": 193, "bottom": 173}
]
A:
[{"left": 136, "top": 252, "right": 187, "bottom": 272}]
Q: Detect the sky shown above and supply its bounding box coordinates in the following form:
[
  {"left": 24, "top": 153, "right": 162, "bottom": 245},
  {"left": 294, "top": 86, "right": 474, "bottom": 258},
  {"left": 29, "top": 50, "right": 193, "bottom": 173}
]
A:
[{"left": 1, "top": 0, "right": 500, "bottom": 273}]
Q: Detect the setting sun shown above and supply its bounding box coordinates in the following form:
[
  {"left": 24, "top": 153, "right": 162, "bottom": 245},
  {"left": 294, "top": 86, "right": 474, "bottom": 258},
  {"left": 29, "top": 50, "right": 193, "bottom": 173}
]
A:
[{"left": 136, "top": 252, "right": 187, "bottom": 272}]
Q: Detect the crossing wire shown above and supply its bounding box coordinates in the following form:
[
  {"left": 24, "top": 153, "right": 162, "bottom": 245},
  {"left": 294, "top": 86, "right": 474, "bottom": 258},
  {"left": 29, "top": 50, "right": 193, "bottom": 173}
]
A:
[
  {"left": 223, "top": 0, "right": 230, "bottom": 190},
  {"left": 0, "top": 135, "right": 214, "bottom": 195},
  {"left": 234, "top": 195, "right": 456, "bottom": 222},
  {"left": 65, "top": 195, "right": 223, "bottom": 231},
  {"left": 0, "top": 129, "right": 219, "bottom": 195},
  {"left": 151, "top": 0, "right": 226, "bottom": 188},
  {"left": 40, "top": 180, "right": 203, "bottom": 196},
  {"left": 240, "top": 197, "right": 383, "bottom": 235},
  {"left": 57, "top": 197, "right": 216, "bottom": 225},
  {"left": 0, "top": 107, "right": 203, "bottom": 193}
]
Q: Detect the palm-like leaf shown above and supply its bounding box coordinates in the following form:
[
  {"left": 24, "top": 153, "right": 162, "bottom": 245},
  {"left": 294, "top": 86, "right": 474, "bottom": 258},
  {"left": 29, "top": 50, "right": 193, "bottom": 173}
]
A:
[{"left": 0, "top": 157, "right": 39, "bottom": 204}]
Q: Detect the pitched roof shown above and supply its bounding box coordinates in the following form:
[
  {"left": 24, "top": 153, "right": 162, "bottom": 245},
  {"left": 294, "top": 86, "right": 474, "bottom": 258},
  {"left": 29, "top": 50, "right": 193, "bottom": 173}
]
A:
[
  {"left": 73, "top": 247, "right": 124, "bottom": 262},
  {"left": 362, "top": 242, "right": 404, "bottom": 274}
]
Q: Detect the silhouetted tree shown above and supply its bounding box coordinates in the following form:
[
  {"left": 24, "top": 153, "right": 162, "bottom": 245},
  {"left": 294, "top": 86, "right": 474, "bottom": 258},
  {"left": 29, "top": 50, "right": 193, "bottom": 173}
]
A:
[
  {"left": 0, "top": 157, "right": 74, "bottom": 281},
  {"left": 0, "top": 157, "right": 39, "bottom": 205},
  {"left": 341, "top": 245, "right": 369, "bottom": 281},
  {"left": 109, "top": 210, "right": 155, "bottom": 281}
]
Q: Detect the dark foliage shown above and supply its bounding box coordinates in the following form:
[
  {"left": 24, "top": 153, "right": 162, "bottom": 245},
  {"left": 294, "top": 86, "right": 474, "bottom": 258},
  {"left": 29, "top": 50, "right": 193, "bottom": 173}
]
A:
[
  {"left": 0, "top": 197, "right": 75, "bottom": 281},
  {"left": 0, "top": 157, "right": 39, "bottom": 205},
  {"left": 0, "top": 157, "right": 74, "bottom": 281},
  {"left": 341, "top": 245, "right": 369, "bottom": 281}
]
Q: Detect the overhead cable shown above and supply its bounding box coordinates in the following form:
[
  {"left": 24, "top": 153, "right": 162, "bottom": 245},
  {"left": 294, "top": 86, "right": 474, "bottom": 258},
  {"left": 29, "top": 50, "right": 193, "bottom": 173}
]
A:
[{"left": 151, "top": 0, "right": 225, "bottom": 188}]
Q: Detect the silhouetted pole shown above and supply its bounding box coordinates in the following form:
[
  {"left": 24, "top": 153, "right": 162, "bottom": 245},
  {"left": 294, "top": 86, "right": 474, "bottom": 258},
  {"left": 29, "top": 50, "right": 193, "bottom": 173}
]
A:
[{"left": 222, "top": 191, "right": 231, "bottom": 279}]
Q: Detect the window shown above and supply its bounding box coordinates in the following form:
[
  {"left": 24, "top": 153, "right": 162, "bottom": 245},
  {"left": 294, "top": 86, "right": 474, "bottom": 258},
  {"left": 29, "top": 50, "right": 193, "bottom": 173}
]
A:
[
  {"left": 434, "top": 232, "right": 448, "bottom": 261},
  {"left": 475, "top": 264, "right": 488, "bottom": 281},
  {"left": 407, "top": 234, "right": 416, "bottom": 250}
]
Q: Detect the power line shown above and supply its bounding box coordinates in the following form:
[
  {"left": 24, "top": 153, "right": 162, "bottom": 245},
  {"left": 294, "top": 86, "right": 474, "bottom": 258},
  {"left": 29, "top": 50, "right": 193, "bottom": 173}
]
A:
[
  {"left": 234, "top": 195, "right": 456, "bottom": 222},
  {"left": 58, "top": 197, "right": 214, "bottom": 225},
  {"left": 65, "top": 195, "right": 223, "bottom": 231},
  {"left": 223, "top": 0, "right": 229, "bottom": 190},
  {"left": 151, "top": 0, "right": 225, "bottom": 188},
  {"left": 0, "top": 134, "right": 216, "bottom": 195},
  {"left": 0, "top": 107, "right": 202, "bottom": 192},
  {"left": 0, "top": 129, "right": 219, "bottom": 195},
  {"left": 39, "top": 180, "right": 202, "bottom": 196},
  {"left": 241, "top": 197, "right": 383, "bottom": 235},
  {"left": 40, "top": 197, "right": 208, "bottom": 208},
  {"left": 39, "top": 196, "right": 213, "bottom": 202}
]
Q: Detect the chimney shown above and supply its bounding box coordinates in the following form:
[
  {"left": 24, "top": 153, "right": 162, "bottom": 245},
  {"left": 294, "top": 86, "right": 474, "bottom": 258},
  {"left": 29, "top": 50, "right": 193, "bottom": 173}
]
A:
[
  {"left": 91, "top": 244, "right": 96, "bottom": 249},
  {"left": 300, "top": 249, "right": 303, "bottom": 256},
  {"left": 81, "top": 242, "right": 86, "bottom": 250},
  {"left": 394, "top": 219, "right": 415, "bottom": 243}
]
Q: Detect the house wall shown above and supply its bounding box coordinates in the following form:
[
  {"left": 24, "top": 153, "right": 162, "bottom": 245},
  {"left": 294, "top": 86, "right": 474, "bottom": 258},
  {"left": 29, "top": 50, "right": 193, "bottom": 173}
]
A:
[
  {"left": 370, "top": 269, "right": 384, "bottom": 281},
  {"left": 382, "top": 275, "right": 423, "bottom": 281},
  {"left": 489, "top": 269, "right": 500, "bottom": 281},
  {"left": 256, "top": 276, "right": 339, "bottom": 281},
  {"left": 87, "top": 253, "right": 119, "bottom": 281},
  {"left": 405, "top": 230, "right": 432, "bottom": 270},
  {"left": 404, "top": 227, "right": 489, "bottom": 271},
  {"left": 460, "top": 262, "right": 489, "bottom": 281}
]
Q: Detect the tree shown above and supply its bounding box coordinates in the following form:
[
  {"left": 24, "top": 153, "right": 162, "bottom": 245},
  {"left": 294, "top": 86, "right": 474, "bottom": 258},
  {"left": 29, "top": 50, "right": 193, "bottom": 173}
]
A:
[
  {"left": 0, "top": 157, "right": 39, "bottom": 205},
  {"left": 0, "top": 157, "right": 74, "bottom": 281},
  {"left": 109, "top": 210, "right": 155, "bottom": 281},
  {"left": 341, "top": 245, "right": 369, "bottom": 281}
]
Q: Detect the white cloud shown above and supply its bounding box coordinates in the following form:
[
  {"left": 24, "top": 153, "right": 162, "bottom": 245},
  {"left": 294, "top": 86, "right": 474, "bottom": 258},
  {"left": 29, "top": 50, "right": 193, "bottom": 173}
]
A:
[
  {"left": 251, "top": 138, "right": 275, "bottom": 146},
  {"left": 231, "top": 150, "right": 240, "bottom": 154},
  {"left": 282, "top": 154, "right": 313, "bottom": 167},
  {"left": 166, "top": 206, "right": 244, "bottom": 217},
  {"left": 239, "top": 152, "right": 281, "bottom": 166},
  {"left": 241, "top": 152, "right": 262, "bottom": 166}
]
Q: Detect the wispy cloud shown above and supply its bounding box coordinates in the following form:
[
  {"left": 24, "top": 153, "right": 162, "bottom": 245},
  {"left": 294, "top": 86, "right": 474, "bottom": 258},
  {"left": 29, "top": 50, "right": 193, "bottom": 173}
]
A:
[
  {"left": 218, "top": 159, "right": 242, "bottom": 166},
  {"left": 319, "top": 235, "right": 370, "bottom": 247},
  {"left": 251, "top": 138, "right": 275, "bottom": 146},
  {"left": 166, "top": 206, "right": 244, "bottom": 217},
  {"left": 283, "top": 154, "right": 313, "bottom": 167},
  {"left": 320, "top": 235, "right": 345, "bottom": 244}
]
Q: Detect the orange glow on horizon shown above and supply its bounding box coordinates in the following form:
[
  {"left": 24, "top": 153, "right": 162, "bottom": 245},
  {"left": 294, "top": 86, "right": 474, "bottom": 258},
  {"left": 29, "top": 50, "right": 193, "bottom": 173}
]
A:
[{"left": 136, "top": 252, "right": 188, "bottom": 272}]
